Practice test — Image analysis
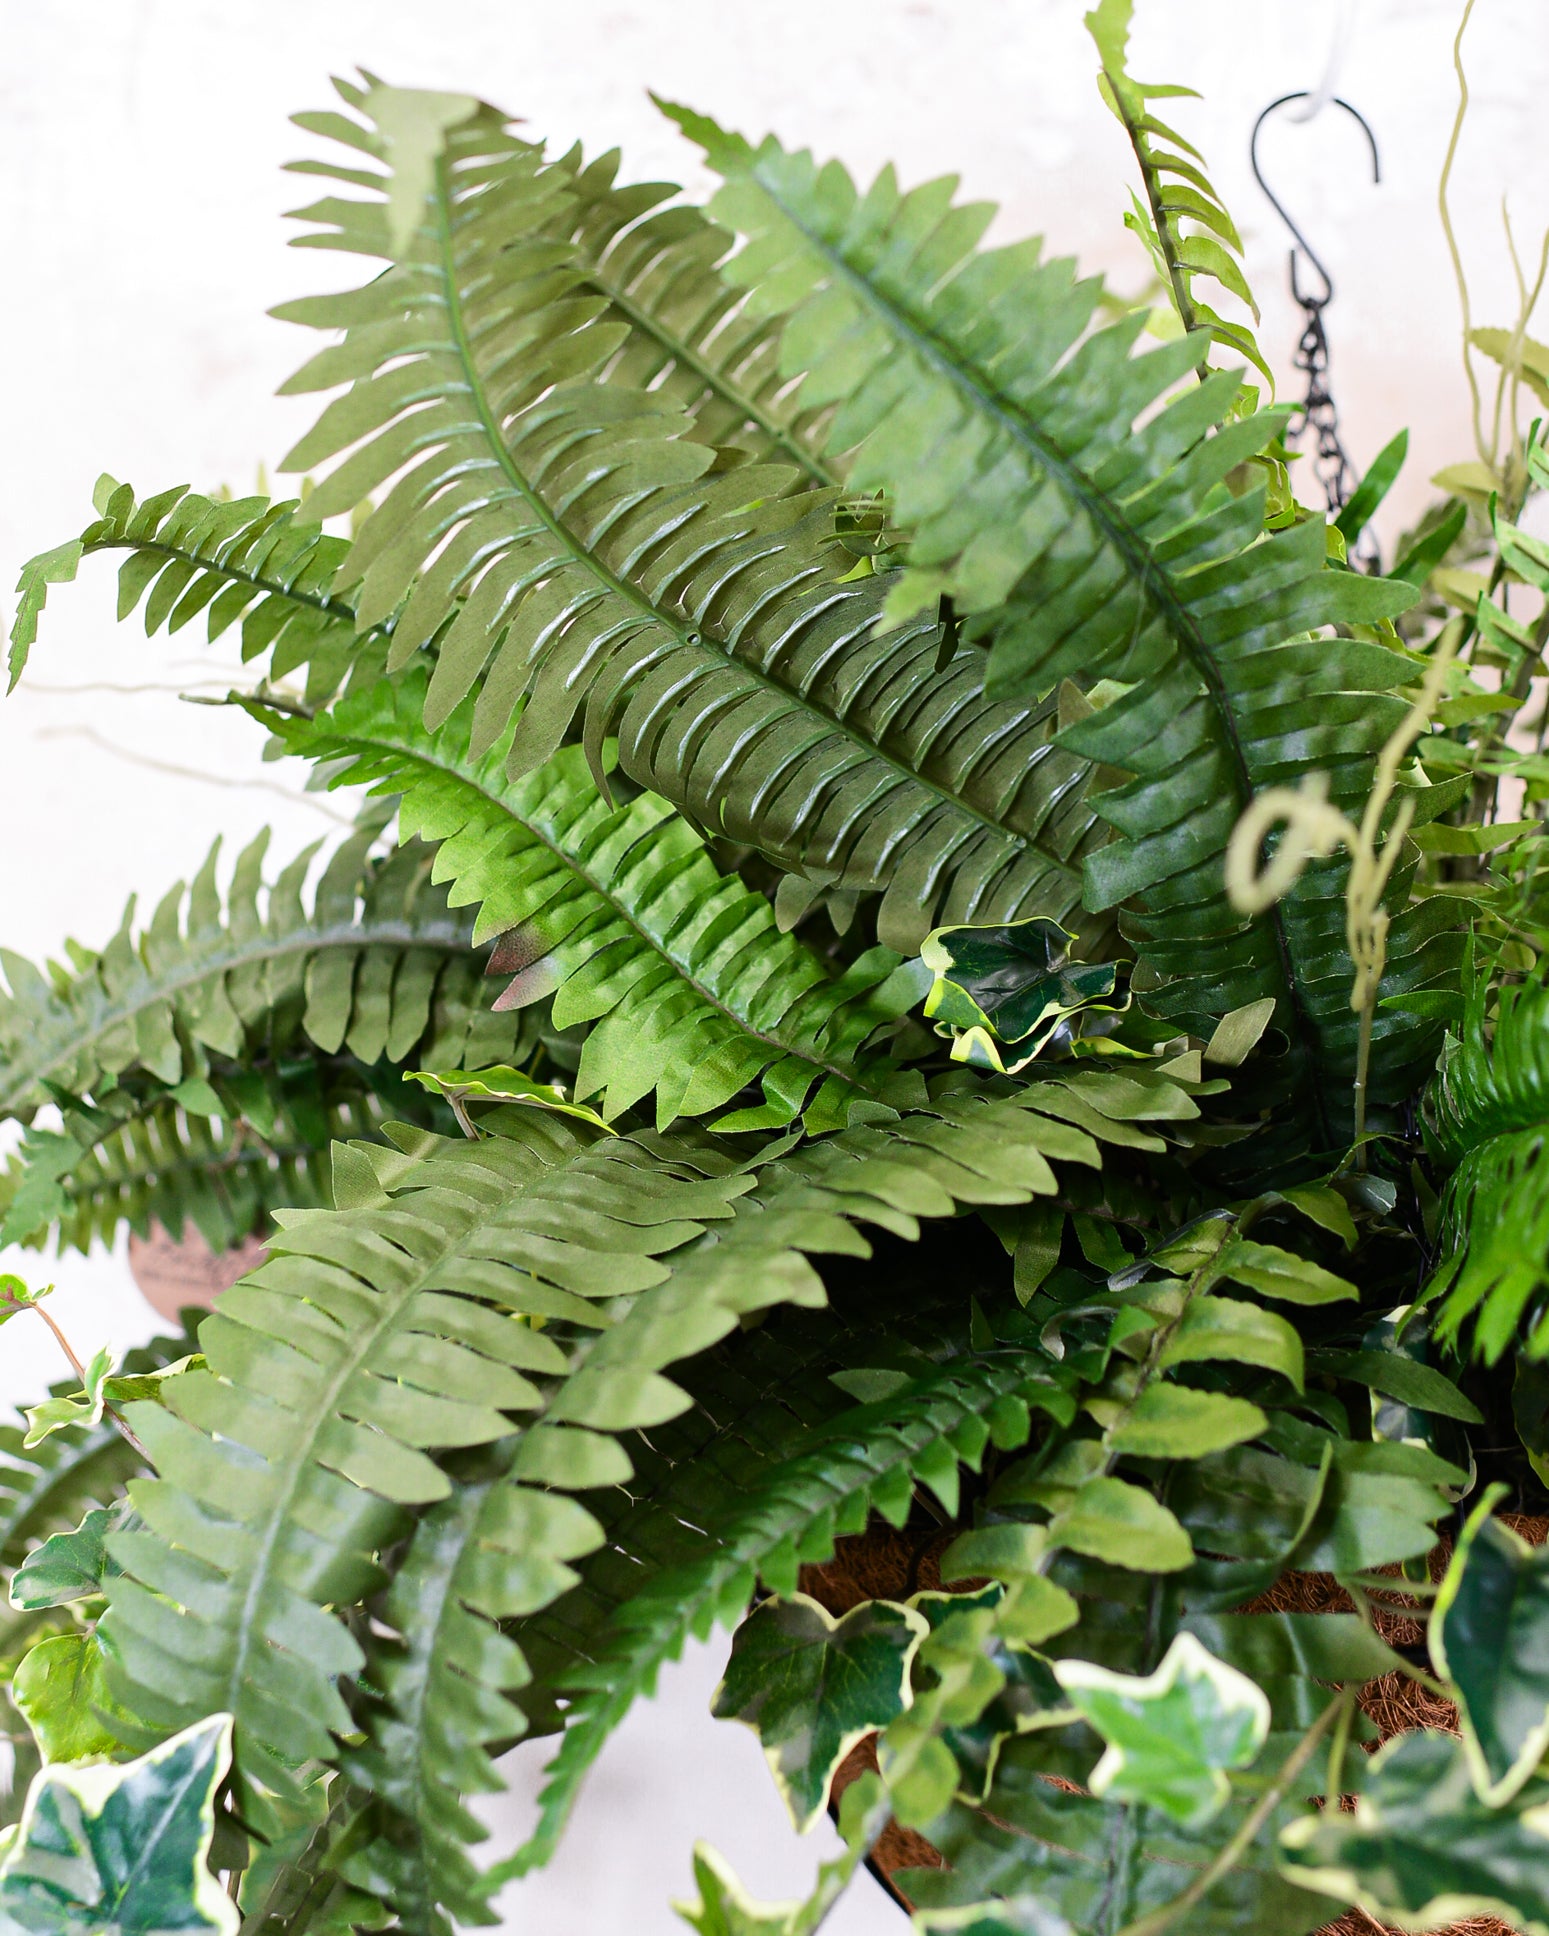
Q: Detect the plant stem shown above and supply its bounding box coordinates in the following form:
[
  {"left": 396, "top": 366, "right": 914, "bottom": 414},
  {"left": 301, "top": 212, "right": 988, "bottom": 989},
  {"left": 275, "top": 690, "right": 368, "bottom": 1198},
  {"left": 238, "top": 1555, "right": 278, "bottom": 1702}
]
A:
[
  {"left": 1113, "top": 1691, "right": 1350, "bottom": 1936},
  {"left": 30, "top": 1303, "right": 150, "bottom": 1462},
  {"left": 31, "top": 1300, "right": 87, "bottom": 1381}
]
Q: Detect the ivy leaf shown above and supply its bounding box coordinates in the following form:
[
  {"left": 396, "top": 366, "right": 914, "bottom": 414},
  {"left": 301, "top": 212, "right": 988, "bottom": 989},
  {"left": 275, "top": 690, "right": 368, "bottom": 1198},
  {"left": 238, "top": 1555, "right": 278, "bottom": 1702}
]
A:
[
  {"left": 0, "top": 1274, "right": 52, "bottom": 1328},
  {"left": 711, "top": 1594, "right": 927, "bottom": 1831},
  {"left": 10, "top": 1503, "right": 135, "bottom": 1612},
  {"left": 921, "top": 919, "right": 1120, "bottom": 1072},
  {"left": 23, "top": 1348, "right": 116, "bottom": 1448},
  {"left": 914, "top": 1902, "right": 1076, "bottom": 1936},
  {"left": 0, "top": 1713, "right": 237, "bottom": 1936},
  {"left": 1433, "top": 1488, "right": 1549, "bottom": 1806},
  {"left": 1052, "top": 1632, "right": 1270, "bottom": 1826},
  {"left": 1156, "top": 1296, "right": 1304, "bottom": 1390},
  {"left": 1279, "top": 1730, "right": 1549, "bottom": 1933},
  {"left": 673, "top": 1773, "right": 890, "bottom": 1936},
  {"left": 12, "top": 1632, "right": 129, "bottom": 1765},
  {"left": 403, "top": 1065, "right": 617, "bottom": 1133}
]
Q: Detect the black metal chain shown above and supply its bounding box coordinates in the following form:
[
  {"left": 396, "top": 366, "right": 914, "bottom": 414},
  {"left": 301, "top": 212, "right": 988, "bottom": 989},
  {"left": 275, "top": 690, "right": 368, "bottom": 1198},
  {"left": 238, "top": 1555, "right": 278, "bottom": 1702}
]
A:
[{"left": 1250, "top": 92, "right": 1380, "bottom": 536}]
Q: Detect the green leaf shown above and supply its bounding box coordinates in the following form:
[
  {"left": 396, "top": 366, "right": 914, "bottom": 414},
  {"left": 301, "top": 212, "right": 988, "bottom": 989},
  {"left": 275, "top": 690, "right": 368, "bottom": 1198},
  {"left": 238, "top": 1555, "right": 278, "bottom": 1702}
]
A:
[
  {"left": 0, "top": 1276, "right": 52, "bottom": 1329},
  {"left": 1106, "top": 1383, "right": 1267, "bottom": 1459},
  {"left": 1279, "top": 1730, "right": 1549, "bottom": 1935},
  {"left": 1046, "top": 1476, "right": 1194, "bottom": 1573},
  {"left": 1335, "top": 429, "right": 1408, "bottom": 545},
  {"left": 9, "top": 1504, "right": 131, "bottom": 1612},
  {"left": 1470, "top": 326, "right": 1549, "bottom": 408},
  {"left": 403, "top": 1065, "right": 616, "bottom": 1133},
  {"left": 1209, "top": 1238, "right": 1356, "bottom": 1307},
  {"left": 363, "top": 84, "right": 479, "bottom": 254},
  {"left": 922, "top": 919, "right": 1119, "bottom": 1067},
  {"left": 0, "top": 1714, "right": 238, "bottom": 1936},
  {"left": 1309, "top": 1348, "right": 1482, "bottom": 1424},
  {"left": 1433, "top": 1489, "right": 1549, "bottom": 1806},
  {"left": 23, "top": 1348, "right": 115, "bottom": 1448},
  {"left": 12, "top": 1632, "right": 127, "bottom": 1764},
  {"left": 1052, "top": 1632, "right": 1269, "bottom": 1827},
  {"left": 1201, "top": 998, "right": 1276, "bottom": 1069},
  {"left": 274, "top": 90, "right": 1103, "bottom": 956},
  {"left": 711, "top": 1594, "right": 927, "bottom": 1831},
  {"left": 673, "top": 1773, "right": 890, "bottom": 1936},
  {"left": 913, "top": 1902, "right": 1077, "bottom": 1936},
  {"left": 1157, "top": 1296, "right": 1304, "bottom": 1389}
]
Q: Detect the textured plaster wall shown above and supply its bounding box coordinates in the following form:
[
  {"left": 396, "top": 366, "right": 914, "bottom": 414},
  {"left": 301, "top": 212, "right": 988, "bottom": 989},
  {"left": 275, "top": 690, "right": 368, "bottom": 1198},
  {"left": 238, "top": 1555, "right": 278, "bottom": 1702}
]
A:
[{"left": 2, "top": 3, "right": 1547, "bottom": 1928}]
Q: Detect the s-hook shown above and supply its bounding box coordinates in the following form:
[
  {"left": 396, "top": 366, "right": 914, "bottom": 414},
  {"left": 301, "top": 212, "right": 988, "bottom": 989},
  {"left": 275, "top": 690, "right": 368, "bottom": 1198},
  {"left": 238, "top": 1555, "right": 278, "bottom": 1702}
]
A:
[{"left": 1250, "top": 91, "right": 1380, "bottom": 518}]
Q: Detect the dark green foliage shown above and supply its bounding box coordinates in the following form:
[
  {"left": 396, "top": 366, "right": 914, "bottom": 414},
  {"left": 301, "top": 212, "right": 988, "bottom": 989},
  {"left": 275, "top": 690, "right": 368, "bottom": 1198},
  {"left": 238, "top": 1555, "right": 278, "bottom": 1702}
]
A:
[
  {"left": 0, "top": 816, "right": 525, "bottom": 1126},
  {"left": 269, "top": 81, "right": 1109, "bottom": 956},
  {"left": 5, "top": 37, "right": 1548, "bottom": 1936}
]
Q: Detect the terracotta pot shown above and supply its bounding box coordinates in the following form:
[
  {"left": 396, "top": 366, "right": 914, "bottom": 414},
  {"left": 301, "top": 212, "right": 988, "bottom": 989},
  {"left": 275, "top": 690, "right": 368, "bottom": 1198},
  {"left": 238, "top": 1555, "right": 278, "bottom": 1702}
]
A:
[
  {"left": 801, "top": 1520, "right": 1549, "bottom": 1933},
  {"left": 127, "top": 1224, "right": 266, "bottom": 1325}
]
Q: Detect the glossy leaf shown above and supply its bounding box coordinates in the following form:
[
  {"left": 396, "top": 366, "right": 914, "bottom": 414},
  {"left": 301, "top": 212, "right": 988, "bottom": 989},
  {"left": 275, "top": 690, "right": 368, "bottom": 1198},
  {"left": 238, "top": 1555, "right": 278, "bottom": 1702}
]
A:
[
  {"left": 0, "top": 1714, "right": 237, "bottom": 1936},
  {"left": 711, "top": 1595, "right": 927, "bottom": 1831},
  {"left": 1053, "top": 1632, "right": 1269, "bottom": 1826},
  {"left": 922, "top": 919, "right": 1118, "bottom": 1070},
  {"left": 12, "top": 1633, "right": 126, "bottom": 1765},
  {"left": 1433, "top": 1490, "right": 1549, "bottom": 1806},
  {"left": 9, "top": 1504, "right": 131, "bottom": 1612},
  {"left": 1280, "top": 1730, "right": 1549, "bottom": 1936}
]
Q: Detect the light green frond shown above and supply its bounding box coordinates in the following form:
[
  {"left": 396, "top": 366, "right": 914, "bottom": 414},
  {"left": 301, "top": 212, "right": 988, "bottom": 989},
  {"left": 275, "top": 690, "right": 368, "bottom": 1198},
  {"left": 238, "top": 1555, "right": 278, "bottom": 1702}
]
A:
[
  {"left": 1426, "top": 968, "right": 1549, "bottom": 1360},
  {"left": 1085, "top": 0, "right": 1272, "bottom": 386},
  {"left": 0, "top": 818, "right": 524, "bottom": 1126},
  {"left": 271, "top": 86, "right": 1106, "bottom": 953},
  {"left": 667, "top": 105, "right": 1459, "bottom": 1147},
  {"left": 98, "top": 1062, "right": 1168, "bottom": 1831},
  {"left": 9, "top": 483, "right": 375, "bottom": 705},
  {"left": 0, "top": 1052, "right": 451, "bottom": 1255},
  {"left": 273, "top": 678, "right": 930, "bottom": 1133}
]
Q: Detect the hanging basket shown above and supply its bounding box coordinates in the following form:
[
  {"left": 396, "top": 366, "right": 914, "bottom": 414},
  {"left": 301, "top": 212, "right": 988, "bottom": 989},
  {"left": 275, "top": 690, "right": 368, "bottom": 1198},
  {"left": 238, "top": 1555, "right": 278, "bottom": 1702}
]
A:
[{"left": 127, "top": 1223, "right": 266, "bottom": 1326}]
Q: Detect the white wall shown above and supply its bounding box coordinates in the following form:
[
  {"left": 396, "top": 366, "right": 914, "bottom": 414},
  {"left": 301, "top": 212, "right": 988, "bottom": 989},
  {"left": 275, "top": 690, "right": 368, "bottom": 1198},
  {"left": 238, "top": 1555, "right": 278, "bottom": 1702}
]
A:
[{"left": 2, "top": 3, "right": 1546, "bottom": 1928}]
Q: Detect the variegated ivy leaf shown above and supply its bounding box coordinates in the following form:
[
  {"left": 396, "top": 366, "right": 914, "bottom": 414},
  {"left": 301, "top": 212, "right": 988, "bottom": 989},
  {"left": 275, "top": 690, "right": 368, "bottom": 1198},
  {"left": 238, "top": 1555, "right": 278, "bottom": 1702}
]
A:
[
  {"left": 0, "top": 1274, "right": 52, "bottom": 1329},
  {"left": 1433, "top": 1487, "right": 1549, "bottom": 1806},
  {"left": 673, "top": 1773, "right": 889, "bottom": 1936},
  {"left": 23, "top": 1348, "right": 116, "bottom": 1449},
  {"left": 22, "top": 1357, "right": 200, "bottom": 1450},
  {"left": 921, "top": 918, "right": 1120, "bottom": 1073},
  {"left": 403, "top": 1064, "right": 616, "bottom": 1133},
  {"left": 10, "top": 1503, "right": 137, "bottom": 1612},
  {"left": 1279, "top": 1730, "right": 1549, "bottom": 1935},
  {"left": 0, "top": 1713, "right": 237, "bottom": 1936},
  {"left": 712, "top": 1594, "right": 927, "bottom": 1831},
  {"left": 1052, "top": 1632, "right": 1269, "bottom": 1826}
]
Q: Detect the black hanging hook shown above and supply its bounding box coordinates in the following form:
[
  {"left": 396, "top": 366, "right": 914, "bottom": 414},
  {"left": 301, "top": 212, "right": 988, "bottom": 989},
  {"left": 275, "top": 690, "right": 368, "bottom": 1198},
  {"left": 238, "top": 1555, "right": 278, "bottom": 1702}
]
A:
[
  {"left": 1249, "top": 92, "right": 1381, "bottom": 311},
  {"left": 1249, "top": 92, "right": 1381, "bottom": 520}
]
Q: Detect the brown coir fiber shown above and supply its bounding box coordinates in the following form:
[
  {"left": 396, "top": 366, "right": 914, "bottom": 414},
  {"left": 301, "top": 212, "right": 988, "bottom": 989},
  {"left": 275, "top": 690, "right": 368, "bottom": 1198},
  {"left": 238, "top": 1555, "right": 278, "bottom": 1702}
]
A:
[{"left": 800, "top": 1518, "right": 1549, "bottom": 1931}]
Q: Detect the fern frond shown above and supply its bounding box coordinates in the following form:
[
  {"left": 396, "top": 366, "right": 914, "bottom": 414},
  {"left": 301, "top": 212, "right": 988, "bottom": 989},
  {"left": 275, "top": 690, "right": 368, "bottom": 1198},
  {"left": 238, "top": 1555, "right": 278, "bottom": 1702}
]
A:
[
  {"left": 0, "top": 817, "right": 524, "bottom": 1125},
  {"left": 1426, "top": 968, "right": 1549, "bottom": 1360},
  {"left": 0, "top": 1051, "right": 452, "bottom": 1254},
  {"left": 668, "top": 107, "right": 1459, "bottom": 1145},
  {"left": 338, "top": 1448, "right": 600, "bottom": 1934},
  {"left": 274, "top": 677, "right": 928, "bottom": 1131},
  {"left": 1085, "top": 0, "right": 1271, "bottom": 386},
  {"left": 510, "top": 1317, "right": 1072, "bottom": 1875},
  {"left": 270, "top": 86, "right": 1105, "bottom": 953},
  {"left": 9, "top": 483, "right": 375, "bottom": 704},
  {"left": 99, "top": 1065, "right": 1176, "bottom": 1830},
  {"left": 534, "top": 141, "right": 840, "bottom": 481}
]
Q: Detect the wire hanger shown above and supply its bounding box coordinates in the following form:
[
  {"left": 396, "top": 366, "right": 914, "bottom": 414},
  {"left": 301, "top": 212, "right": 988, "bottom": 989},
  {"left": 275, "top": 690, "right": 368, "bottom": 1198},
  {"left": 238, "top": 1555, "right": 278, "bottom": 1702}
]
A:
[{"left": 1249, "top": 90, "right": 1381, "bottom": 519}]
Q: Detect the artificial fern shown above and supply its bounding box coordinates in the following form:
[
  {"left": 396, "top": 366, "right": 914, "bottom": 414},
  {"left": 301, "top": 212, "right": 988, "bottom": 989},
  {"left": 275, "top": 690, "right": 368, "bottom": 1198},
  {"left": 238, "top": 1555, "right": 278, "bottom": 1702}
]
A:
[{"left": 7, "top": 33, "right": 1549, "bottom": 1936}]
